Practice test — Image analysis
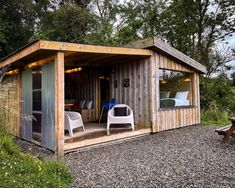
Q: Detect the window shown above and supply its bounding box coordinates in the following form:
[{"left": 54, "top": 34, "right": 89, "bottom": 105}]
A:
[
  {"left": 159, "top": 69, "right": 192, "bottom": 108},
  {"left": 32, "top": 68, "right": 42, "bottom": 141}
]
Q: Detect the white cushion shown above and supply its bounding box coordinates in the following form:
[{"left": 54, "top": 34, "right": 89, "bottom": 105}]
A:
[
  {"left": 84, "top": 100, "right": 93, "bottom": 109},
  {"left": 78, "top": 100, "right": 86, "bottom": 109},
  {"left": 160, "top": 91, "right": 170, "bottom": 99},
  {"left": 175, "top": 91, "right": 189, "bottom": 100}
]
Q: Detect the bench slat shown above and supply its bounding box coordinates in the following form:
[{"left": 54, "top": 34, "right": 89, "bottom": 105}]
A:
[{"left": 215, "top": 125, "right": 232, "bottom": 135}]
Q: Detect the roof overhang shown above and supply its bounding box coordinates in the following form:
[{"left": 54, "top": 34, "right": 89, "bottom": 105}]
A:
[
  {"left": 126, "top": 37, "right": 207, "bottom": 74},
  {"left": 0, "top": 40, "right": 153, "bottom": 69}
]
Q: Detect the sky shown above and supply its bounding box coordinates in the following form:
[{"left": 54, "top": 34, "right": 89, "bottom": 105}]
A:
[{"left": 223, "top": 33, "right": 235, "bottom": 77}]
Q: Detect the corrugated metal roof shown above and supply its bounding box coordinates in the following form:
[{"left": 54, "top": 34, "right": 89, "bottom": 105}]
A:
[{"left": 0, "top": 39, "right": 39, "bottom": 62}]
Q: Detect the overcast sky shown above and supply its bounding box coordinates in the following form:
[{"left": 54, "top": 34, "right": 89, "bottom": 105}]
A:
[{"left": 224, "top": 33, "right": 235, "bottom": 77}]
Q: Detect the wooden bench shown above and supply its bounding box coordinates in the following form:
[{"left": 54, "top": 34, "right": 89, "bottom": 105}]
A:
[{"left": 215, "top": 118, "right": 235, "bottom": 143}]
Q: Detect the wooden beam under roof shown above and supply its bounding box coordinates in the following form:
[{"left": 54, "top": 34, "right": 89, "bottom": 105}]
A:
[
  {"left": 0, "top": 41, "right": 40, "bottom": 68},
  {"left": 0, "top": 40, "right": 152, "bottom": 69},
  {"left": 39, "top": 40, "right": 152, "bottom": 56}
]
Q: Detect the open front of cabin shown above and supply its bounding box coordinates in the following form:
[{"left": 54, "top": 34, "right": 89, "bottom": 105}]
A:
[{"left": 0, "top": 37, "right": 206, "bottom": 156}]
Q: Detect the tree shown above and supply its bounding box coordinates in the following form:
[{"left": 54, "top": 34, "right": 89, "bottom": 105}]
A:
[
  {"left": 36, "top": 4, "right": 94, "bottom": 43},
  {"left": 84, "top": 0, "right": 122, "bottom": 45},
  {"left": 0, "top": 0, "right": 37, "bottom": 58},
  {"left": 160, "top": 0, "right": 235, "bottom": 73}
]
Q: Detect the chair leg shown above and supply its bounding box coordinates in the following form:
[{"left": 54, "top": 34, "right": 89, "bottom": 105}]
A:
[
  {"left": 82, "top": 125, "right": 85, "bottom": 132},
  {"left": 99, "top": 106, "right": 105, "bottom": 124},
  {"left": 68, "top": 129, "right": 74, "bottom": 137},
  {"left": 107, "top": 123, "right": 110, "bottom": 130},
  {"left": 131, "top": 122, "right": 134, "bottom": 131}
]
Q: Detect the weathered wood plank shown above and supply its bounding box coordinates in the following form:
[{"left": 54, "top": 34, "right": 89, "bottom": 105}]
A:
[
  {"left": 0, "top": 41, "right": 40, "bottom": 68},
  {"left": 55, "top": 52, "right": 65, "bottom": 156},
  {"left": 17, "top": 71, "right": 22, "bottom": 137},
  {"left": 110, "top": 58, "right": 152, "bottom": 129},
  {"left": 153, "top": 37, "right": 207, "bottom": 73},
  {"left": 159, "top": 107, "right": 198, "bottom": 131},
  {"left": 40, "top": 40, "right": 152, "bottom": 56},
  {"left": 64, "top": 128, "right": 151, "bottom": 151},
  {"left": 125, "top": 37, "right": 207, "bottom": 73},
  {"left": 153, "top": 53, "right": 160, "bottom": 131}
]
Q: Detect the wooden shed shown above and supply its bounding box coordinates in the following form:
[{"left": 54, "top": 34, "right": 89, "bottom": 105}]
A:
[{"left": 0, "top": 37, "right": 206, "bottom": 156}]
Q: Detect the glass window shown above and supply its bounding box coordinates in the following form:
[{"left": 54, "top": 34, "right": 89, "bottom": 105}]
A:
[
  {"left": 159, "top": 69, "right": 192, "bottom": 108},
  {"left": 32, "top": 68, "right": 42, "bottom": 111},
  {"left": 32, "top": 67, "right": 42, "bottom": 142}
]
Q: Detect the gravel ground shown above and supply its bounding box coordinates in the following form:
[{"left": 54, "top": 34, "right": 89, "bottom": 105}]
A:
[
  {"left": 16, "top": 125, "right": 235, "bottom": 187},
  {"left": 65, "top": 125, "right": 235, "bottom": 188}
]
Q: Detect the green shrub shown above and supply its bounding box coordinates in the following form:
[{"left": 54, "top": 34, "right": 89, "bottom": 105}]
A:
[
  {"left": 201, "top": 107, "right": 231, "bottom": 126},
  {"left": 0, "top": 127, "right": 73, "bottom": 188}
]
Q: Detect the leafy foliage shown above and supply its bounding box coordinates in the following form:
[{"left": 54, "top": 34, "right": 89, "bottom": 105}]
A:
[
  {"left": 201, "top": 107, "right": 230, "bottom": 126},
  {"left": 36, "top": 4, "right": 94, "bottom": 43}
]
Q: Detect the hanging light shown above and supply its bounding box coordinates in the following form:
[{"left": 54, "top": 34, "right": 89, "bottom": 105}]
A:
[
  {"left": 64, "top": 67, "right": 82, "bottom": 74},
  {"left": 26, "top": 62, "right": 42, "bottom": 68},
  {"left": 6, "top": 69, "right": 19, "bottom": 75},
  {"left": 161, "top": 80, "right": 167, "bottom": 84},
  {"left": 184, "top": 78, "right": 191, "bottom": 82}
]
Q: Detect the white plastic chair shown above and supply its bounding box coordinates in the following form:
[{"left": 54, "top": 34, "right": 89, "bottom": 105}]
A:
[
  {"left": 107, "top": 104, "right": 134, "bottom": 130},
  {"left": 64, "top": 111, "right": 85, "bottom": 137}
]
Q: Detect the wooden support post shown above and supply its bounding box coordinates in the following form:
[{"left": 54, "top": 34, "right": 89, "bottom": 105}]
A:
[
  {"left": 17, "top": 70, "right": 22, "bottom": 137},
  {"left": 196, "top": 74, "right": 201, "bottom": 124},
  {"left": 149, "top": 53, "right": 159, "bottom": 133},
  {"left": 55, "top": 52, "right": 65, "bottom": 157},
  {"left": 192, "top": 73, "right": 200, "bottom": 124}
]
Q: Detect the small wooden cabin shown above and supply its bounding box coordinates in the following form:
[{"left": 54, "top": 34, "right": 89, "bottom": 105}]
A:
[{"left": 0, "top": 37, "right": 206, "bottom": 156}]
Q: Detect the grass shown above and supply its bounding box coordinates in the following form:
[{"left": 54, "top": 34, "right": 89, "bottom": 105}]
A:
[
  {"left": 201, "top": 108, "right": 231, "bottom": 126},
  {"left": 0, "top": 125, "right": 73, "bottom": 188}
]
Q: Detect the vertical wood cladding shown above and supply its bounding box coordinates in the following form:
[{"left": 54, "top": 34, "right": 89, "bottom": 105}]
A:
[
  {"left": 156, "top": 53, "right": 201, "bottom": 131},
  {"left": 111, "top": 53, "right": 201, "bottom": 131},
  {"left": 111, "top": 58, "right": 151, "bottom": 128}
]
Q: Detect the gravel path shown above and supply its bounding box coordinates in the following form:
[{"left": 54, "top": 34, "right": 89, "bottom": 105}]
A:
[{"left": 64, "top": 125, "right": 235, "bottom": 188}]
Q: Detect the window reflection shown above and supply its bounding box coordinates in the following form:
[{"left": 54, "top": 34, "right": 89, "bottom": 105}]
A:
[{"left": 159, "top": 69, "right": 192, "bottom": 108}]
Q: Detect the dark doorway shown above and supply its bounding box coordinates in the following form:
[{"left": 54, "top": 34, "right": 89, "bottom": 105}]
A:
[
  {"left": 100, "top": 73, "right": 111, "bottom": 106},
  {"left": 99, "top": 70, "right": 111, "bottom": 122}
]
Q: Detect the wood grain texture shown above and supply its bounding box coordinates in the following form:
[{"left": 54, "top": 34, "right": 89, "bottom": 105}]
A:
[
  {"left": 55, "top": 52, "right": 65, "bottom": 156},
  {"left": 149, "top": 53, "right": 159, "bottom": 132},
  {"left": 39, "top": 40, "right": 152, "bottom": 56},
  {"left": 64, "top": 128, "right": 151, "bottom": 151},
  {"left": 159, "top": 107, "right": 199, "bottom": 131},
  {"left": 0, "top": 41, "right": 40, "bottom": 68},
  {"left": 158, "top": 54, "right": 192, "bottom": 72},
  {"left": 126, "top": 37, "right": 207, "bottom": 73},
  {"left": 17, "top": 71, "right": 22, "bottom": 137},
  {"left": 111, "top": 58, "right": 152, "bottom": 128},
  {"left": 156, "top": 52, "right": 201, "bottom": 131}
]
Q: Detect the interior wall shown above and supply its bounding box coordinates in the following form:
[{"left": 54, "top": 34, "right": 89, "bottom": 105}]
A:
[{"left": 65, "top": 69, "right": 97, "bottom": 108}]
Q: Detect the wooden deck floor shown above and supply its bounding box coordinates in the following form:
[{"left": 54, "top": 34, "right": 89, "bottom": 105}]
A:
[{"left": 64, "top": 122, "right": 151, "bottom": 151}]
